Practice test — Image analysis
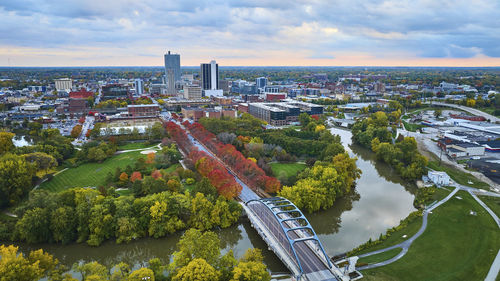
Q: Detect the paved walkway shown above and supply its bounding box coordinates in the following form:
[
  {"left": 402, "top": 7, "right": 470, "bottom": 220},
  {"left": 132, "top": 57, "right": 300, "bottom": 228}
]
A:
[
  {"left": 485, "top": 250, "right": 500, "bottom": 281},
  {"left": 115, "top": 143, "right": 162, "bottom": 154},
  {"left": 357, "top": 182, "right": 499, "bottom": 271},
  {"left": 357, "top": 186, "right": 460, "bottom": 270}
]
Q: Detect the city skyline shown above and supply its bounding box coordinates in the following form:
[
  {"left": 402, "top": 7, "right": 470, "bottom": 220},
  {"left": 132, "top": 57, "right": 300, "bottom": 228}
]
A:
[{"left": 1, "top": 0, "right": 499, "bottom": 67}]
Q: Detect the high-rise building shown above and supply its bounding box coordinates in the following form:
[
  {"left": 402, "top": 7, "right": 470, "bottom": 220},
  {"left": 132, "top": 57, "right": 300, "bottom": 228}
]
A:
[
  {"left": 134, "top": 79, "right": 144, "bottom": 96},
  {"left": 167, "top": 70, "right": 176, "bottom": 95},
  {"left": 164, "top": 51, "right": 181, "bottom": 82},
  {"left": 200, "top": 60, "right": 219, "bottom": 90},
  {"left": 256, "top": 77, "right": 268, "bottom": 89},
  {"left": 55, "top": 78, "right": 72, "bottom": 92}
]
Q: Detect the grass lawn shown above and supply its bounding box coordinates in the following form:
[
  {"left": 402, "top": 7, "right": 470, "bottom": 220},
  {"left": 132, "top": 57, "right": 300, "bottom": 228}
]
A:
[
  {"left": 479, "top": 196, "right": 500, "bottom": 218},
  {"left": 116, "top": 188, "right": 133, "bottom": 196},
  {"left": 270, "top": 162, "right": 307, "bottom": 179},
  {"left": 118, "top": 142, "right": 158, "bottom": 151},
  {"left": 40, "top": 151, "right": 146, "bottom": 192},
  {"left": 362, "top": 191, "right": 500, "bottom": 281},
  {"left": 165, "top": 163, "right": 181, "bottom": 173},
  {"left": 402, "top": 120, "right": 425, "bottom": 132},
  {"left": 358, "top": 248, "right": 402, "bottom": 265},
  {"left": 353, "top": 215, "right": 423, "bottom": 256},
  {"left": 427, "top": 160, "right": 490, "bottom": 189}
]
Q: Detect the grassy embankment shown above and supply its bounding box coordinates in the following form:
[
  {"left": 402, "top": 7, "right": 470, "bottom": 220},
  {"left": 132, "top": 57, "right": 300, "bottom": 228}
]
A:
[
  {"left": 40, "top": 151, "right": 146, "bottom": 192},
  {"left": 479, "top": 196, "right": 500, "bottom": 217},
  {"left": 117, "top": 142, "right": 159, "bottom": 151},
  {"left": 270, "top": 162, "right": 307, "bottom": 181},
  {"left": 353, "top": 188, "right": 450, "bottom": 259},
  {"left": 361, "top": 190, "right": 499, "bottom": 281},
  {"left": 427, "top": 160, "right": 490, "bottom": 189}
]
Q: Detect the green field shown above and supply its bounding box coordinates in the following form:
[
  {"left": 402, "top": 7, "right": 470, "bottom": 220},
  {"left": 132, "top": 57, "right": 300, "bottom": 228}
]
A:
[
  {"left": 479, "top": 196, "right": 500, "bottom": 217},
  {"left": 118, "top": 142, "right": 159, "bottom": 151},
  {"left": 362, "top": 191, "right": 500, "bottom": 281},
  {"left": 270, "top": 162, "right": 307, "bottom": 179},
  {"left": 358, "top": 248, "right": 402, "bottom": 265},
  {"left": 40, "top": 151, "right": 146, "bottom": 192},
  {"left": 427, "top": 161, "right": 490, "bottom": 189},
  {"left": 402, "top": 120, "right": 425, "bottom": 132}
]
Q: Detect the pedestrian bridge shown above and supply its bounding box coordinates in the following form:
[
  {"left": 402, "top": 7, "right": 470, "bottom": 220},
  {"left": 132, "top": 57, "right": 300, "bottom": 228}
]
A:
[{"left": 243, "top": 197, "right": 352, "bottom": 281}]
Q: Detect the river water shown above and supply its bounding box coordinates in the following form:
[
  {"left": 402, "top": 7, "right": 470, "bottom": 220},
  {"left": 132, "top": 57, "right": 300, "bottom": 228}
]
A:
[{"left": 13, "top": 128, "right": 416, "bottom": 272}]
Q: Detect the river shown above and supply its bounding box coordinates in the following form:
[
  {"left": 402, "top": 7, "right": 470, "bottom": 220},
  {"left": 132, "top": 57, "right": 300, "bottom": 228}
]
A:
[{"left": 13, "top": 128, "right": 417, "bottom": 273}]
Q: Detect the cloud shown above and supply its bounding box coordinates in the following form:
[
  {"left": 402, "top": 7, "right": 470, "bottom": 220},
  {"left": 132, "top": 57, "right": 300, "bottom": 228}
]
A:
[{"left": 0, "top": 0, "right": 499, "bottom": 66}]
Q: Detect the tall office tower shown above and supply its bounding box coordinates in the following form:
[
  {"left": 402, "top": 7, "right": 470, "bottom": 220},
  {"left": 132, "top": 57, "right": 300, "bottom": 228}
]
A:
[
  {"left": 200, "top": 60, "right": 219, "bottom": 90},
  {"left": 134, "top": 79, "right": 144, "bottom": 96},
  {"left": 164, "top": 50, "right": 181, "bottom": 82},
  {"left": 167, "top": 69, "right": 176, "bottom": 95},
  {"left": 256, "top": 77, "right": 268, "bottom": 89}
]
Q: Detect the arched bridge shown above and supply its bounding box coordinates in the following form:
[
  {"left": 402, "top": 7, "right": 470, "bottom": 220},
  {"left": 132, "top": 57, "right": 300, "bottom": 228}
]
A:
[{"left": 243, "top": 197, "right": 348, "bottom": 281}]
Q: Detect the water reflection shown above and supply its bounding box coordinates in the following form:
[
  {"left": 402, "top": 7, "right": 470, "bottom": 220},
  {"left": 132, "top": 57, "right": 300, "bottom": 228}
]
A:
[{"left": 9, "top": 127, "right": 417, "bottom": 272}]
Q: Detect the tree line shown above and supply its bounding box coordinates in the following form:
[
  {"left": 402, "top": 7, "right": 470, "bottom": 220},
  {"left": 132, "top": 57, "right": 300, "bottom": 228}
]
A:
[
  {"left": 352, "top": 111, "right": 428, "bottom": 180},
  {"left": 5, "top": 185, "right": 241, "bottom": 247},
  {"left": 0, "top": 228, "right": 270, "bottom": 281}
]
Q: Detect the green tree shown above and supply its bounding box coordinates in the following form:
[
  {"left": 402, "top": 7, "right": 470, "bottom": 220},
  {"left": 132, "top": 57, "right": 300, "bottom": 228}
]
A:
[
  {"left": 189, "top": 193, "right": 214, "bottom": 231},
  {"left": 171, "top": 229, "right": 220, "bottom": 271},
  {"left": 231, "top": 249, "right": 270, "bottom": 281},
  {"left": 50, "top": 206, "right": 77, "bottom": 244},
  {"left": 0, "top": 153, "right": 35, "bottom": 207},
  {"left": 0, "top": 245, "right": 60, "bottom": 281},
  {"left": 74, "top": 261, "right": 109, "bottom": 280},
  {"left": 0, "top": 132, "right": 14, "bottom": 155},
  {"left": 24, "top": 152, "right": 57, "bottom": 175},
  {"left": 173, "top": 258, "right": 220, "bottom": 281},
  {"left": 128, "top": 268, "right": 155, "bottom": 281},
  {"left": 15, "top": 207, "right": 51, "bottom": 243}
]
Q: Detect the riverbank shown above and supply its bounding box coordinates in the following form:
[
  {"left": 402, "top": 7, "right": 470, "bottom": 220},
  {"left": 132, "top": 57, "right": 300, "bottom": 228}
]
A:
[{"left": 359, "top": 189, "right": 499, "bottom": 280}]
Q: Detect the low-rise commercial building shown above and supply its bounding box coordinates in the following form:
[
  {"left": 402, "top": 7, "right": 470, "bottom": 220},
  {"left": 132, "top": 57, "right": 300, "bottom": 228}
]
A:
[
  {"left": 127, "top": 104, "right": 160, "bottom": 118},
  {"left": 248, "top": 101, "right": 323, "bottom": 126}
]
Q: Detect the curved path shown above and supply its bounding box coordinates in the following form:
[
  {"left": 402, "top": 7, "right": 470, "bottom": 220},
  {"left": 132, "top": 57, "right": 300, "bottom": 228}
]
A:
[
  {"left": 357, "top": 186, "right": 460, "bottom": 270},
  {"left": 358, "top": 180, "right": 500, "bottom": 270},
  {"left": 357, "top": 183, "right": 500, "bottom": 272}
]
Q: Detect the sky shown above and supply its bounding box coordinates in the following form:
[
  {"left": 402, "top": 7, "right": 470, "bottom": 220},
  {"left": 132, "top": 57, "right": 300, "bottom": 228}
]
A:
[{"left": 1, "top": 0, "right": 499, "bottom": 67}]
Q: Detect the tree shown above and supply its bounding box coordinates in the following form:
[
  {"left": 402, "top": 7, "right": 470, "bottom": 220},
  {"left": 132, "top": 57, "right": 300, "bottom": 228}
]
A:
[
  {"left": 119, "top": 172, "right": 129, "bottom": 185},
  {"left": 231, "top": 249, "right": 270, "bottom": 281},
  {"left": 173, "top": 258, "right": 220, "bottom": 281},
  {"left": 0, "top": 132, "right": 14, "bottom": 155},
  {"left": 189, "top": 193, "right": 214, "bottom": 231},
  {"left": 70, "top": 125, "right": 83, "bottom": 138},
  {"left": 24, "top": 152, "right": 57, "bottom": 175},
  {"left": 128, "top": 268, "right": 155, "bottom": 281},
  {"left": 171, "top": 229, "right": 220, "bottom": 270},
  {"left": 74, "top": 261, "right": 109, "bottom": 280},
  {"left": 0, "top": 153, "right": 35, "bottom": 207},
  {"left": 130, "top": 171, "right": 142, "bottom": 183},
  {"left": 434, "top": 109, "right": 442, "bottom": 118},
  {"left": 0, "top": 245, "right": 60, "bottom": 281},
  {"left": 50, "top": 206, "right": 77, "bottom": 244}
]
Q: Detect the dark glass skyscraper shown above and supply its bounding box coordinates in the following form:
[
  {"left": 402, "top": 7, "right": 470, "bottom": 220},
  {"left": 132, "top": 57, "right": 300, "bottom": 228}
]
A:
[
  {"left": 164, "top": 51, "right": 181, "bottom": 82},
  {"left": 200, "top": 60, "right": 219, "bottom": 90}
]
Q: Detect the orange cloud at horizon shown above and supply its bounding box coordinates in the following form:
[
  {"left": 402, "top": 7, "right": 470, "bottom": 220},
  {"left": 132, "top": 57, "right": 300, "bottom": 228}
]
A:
[{"left": 1, "top": 46, "right": 499, "bottom": 67}]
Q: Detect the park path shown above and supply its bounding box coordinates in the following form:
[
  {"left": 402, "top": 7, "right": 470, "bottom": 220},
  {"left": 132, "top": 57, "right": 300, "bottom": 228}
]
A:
[
  {"left": 357, "top": 182, "right": 499, "bottom": 272},
  {"left": 115, "top": 143, "right": 162, "bottom": 154},
  {"left": 357, "top": 186, "right": 460, "bottom": 270}
]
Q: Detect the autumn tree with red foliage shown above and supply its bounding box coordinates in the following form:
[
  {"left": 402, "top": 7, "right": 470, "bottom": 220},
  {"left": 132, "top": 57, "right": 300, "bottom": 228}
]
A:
[
  {"left": 130, "top": 171, "right": 142, "bottom": 182},
  {"left": 185, "top": 122, "right": 281, "bottom": 194},
  {"left": 164, "top": 121, "right": 241, "bottom": 199}
]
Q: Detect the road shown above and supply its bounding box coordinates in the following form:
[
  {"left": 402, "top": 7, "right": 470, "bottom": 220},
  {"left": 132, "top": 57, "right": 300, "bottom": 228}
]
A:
[{"left": 426, "top": 101, "right": 500, "bottom": 123}]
